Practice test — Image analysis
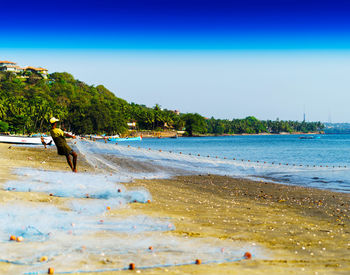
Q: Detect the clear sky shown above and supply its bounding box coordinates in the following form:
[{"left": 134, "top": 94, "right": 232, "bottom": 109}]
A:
[{"left": 1, "top": 0, "right": 350, "bottom": 122}]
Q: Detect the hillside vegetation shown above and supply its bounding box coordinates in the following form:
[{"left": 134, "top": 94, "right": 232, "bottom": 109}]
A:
[{"left": 0, "top": 71, "right": 324, "bottom": 135}]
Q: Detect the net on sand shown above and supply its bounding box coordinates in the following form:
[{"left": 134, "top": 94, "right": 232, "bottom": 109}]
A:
[{"left": 5, "top": 168, "right": 151, "bottom": 203}]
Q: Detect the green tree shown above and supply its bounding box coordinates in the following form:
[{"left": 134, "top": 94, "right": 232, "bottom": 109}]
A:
[
  {"left": 182, "top": 113, "right": 207, "bottom": 136},
  {"left": 0, "top": 120, "right": 8, "bottom": 132},
  {"left": 0, "top": 71, "right": 325, "bottom": 136}
]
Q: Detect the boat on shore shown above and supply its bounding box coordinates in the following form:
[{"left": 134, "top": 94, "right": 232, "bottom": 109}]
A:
[
  {"left": 88, "top": 134, "right": 142, "bottom": 142},
  {"left": 109, "top": 136, "right": 142, "bottom": 142},
  {"left": 0, "top": 135, "right": 53, "bottom": 145}
]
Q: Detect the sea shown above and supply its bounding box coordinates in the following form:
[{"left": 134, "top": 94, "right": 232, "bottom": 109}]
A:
[{"left": 75, "top": 134, "right": 350, "bottom": 193}]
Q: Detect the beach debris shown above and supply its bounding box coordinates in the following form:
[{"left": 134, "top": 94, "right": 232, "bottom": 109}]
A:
[
  {"left": 16, "top": 236, "right": 23, "bottom": 242},
  {"left": 148, "top": 246, "right": 153, "bottom": 251},
  {"left": 129, "top": 263, "right": 136, "bottom": 270},
  {"left": 48, "top": 267, "right": 54, "bottom": 274},
  {"left": 40, "top": 256, "right": 48, "bottom": 262},
  {"left": 9, "top": 235, "right": 16, "bottom": 241},
  {"left": 244, "top": 252, "right": 252, "bottom": 259},
  {"left": 195, "top": 259, "right": 201, "bottom": 265}
]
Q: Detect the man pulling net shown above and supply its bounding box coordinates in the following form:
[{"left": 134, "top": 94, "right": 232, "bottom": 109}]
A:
[{"left": 49, "top": 117, "right": 78, "bottom": 172}]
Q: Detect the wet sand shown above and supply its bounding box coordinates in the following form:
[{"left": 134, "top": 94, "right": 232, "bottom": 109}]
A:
[{"left": 0, "top": 143, "right": 349, "bottom": 274}]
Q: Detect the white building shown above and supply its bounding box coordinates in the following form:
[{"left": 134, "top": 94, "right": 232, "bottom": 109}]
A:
[
  {"left": 0, "top": 60, "right": 48, "bottom": 78},
  {"left": 0, "top": 61, "right": 23, "bottom": 73},
  {"left": 25, "top": 66, "right": 49, "bottom": 78}
]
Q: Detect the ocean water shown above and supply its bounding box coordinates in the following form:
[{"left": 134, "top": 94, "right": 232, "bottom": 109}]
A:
[{"left": 84, "top": 134, "right": 350, "bottom": 193}]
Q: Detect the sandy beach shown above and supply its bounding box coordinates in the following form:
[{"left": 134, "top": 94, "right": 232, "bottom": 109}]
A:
[{"left": 0, "top": 143, "right": 349, "bottom": 274}]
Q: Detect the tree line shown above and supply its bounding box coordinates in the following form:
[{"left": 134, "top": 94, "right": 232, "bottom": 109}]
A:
[
  {"left": 206, "top": 116, "right": 324, "bottom": 135},
  {"left": 0, "top": 71, "right": 324, "bottom": 136}
]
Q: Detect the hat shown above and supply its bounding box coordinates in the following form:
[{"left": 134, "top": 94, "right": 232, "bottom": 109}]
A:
[{"left": 50, "top": 117, "right": 59, "bottom": 124}]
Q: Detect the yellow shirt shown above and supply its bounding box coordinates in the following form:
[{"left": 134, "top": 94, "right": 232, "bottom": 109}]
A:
[
  {"left": 50, "top": 128, "right": 72, "bottom": 155},
  {"left": 50, "top": 128, "right": 65, "bottom": 138}
]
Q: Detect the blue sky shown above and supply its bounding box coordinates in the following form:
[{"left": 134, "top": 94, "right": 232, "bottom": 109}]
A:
[{"left": 1, "top": 0, "right": 350, "bottom": 122}]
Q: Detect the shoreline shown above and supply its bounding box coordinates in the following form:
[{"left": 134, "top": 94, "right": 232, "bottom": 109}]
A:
[
  {"left": 0, "top": 143, "right": 349, "bottom": 274},
  {"left": 138, "top": 131, "right": 324, "bottom": 138}
]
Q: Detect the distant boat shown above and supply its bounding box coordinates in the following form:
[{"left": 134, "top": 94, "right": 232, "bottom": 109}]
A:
[
  {"left": 0, "top": 135, "right": 53, "bottom": 145},
  {"left": 299, "top": 136, "right": 320, "bottom": 140}
]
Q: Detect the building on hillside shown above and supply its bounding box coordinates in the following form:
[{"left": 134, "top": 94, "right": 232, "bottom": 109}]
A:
[
  {"left": 0, "top": 60, "right": 48, "bottom": 78},
  {"left": 0, "top": 61, "right": 17, "bottom": 68},
  {"left": 24, "top": 66, "right": 49, "bottom": 78},
  {"left": 127, "top": 122, "right": 137, "bottom": 129},
  {"left": 0, "top": 61, "right": 24, "bottom": 73}
]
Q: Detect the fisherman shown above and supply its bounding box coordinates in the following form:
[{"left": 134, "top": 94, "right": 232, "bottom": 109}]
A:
[{"left": 49, "top": 117, "right": 78, "bottom": 172}]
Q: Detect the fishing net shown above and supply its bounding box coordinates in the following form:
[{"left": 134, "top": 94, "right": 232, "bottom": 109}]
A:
[
  {"left": 5, "top": 168, "right": 151, "bottom": 203},
  {"left": 0, "top": 148, "right": 264, "bottom": 274},
  {"left": 0, "top": 200, "right": 261, "bottom": 274},
  {"left": 75, "top": 139, "right": 350, "bottom": 192}
]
